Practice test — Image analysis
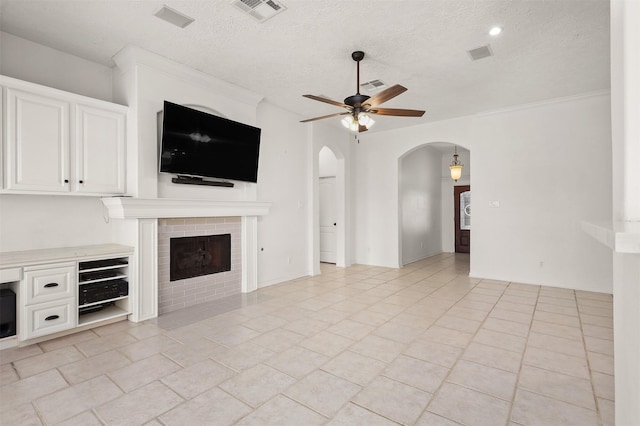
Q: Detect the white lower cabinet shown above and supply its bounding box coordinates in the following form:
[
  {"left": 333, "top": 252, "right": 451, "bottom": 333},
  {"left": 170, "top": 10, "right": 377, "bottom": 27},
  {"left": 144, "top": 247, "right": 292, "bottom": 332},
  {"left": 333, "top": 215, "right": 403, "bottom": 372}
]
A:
[
  {"left": 3, "top": 244, "right": 134, "bottom": 345},
  {"left": 24, "top": 298, "right": 75, "bottom": 339},
  {"left": 24, "top": 263, "right": 75, "bottom": 304},
  {"left": 21, "top": 263, "right": 77, "bottom": 341}
]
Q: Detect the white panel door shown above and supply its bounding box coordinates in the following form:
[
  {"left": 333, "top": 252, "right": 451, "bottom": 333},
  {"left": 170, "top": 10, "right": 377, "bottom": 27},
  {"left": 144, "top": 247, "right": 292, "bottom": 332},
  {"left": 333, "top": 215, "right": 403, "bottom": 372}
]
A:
[
  {"left": 319, "top": 177, "right": 337, "bottom": 263},
  {"left": 75, "top": 104, "right": 126, "bottom": 194},
  {"left": 6, "top": 88, "right": 70, "bottom": 192}
]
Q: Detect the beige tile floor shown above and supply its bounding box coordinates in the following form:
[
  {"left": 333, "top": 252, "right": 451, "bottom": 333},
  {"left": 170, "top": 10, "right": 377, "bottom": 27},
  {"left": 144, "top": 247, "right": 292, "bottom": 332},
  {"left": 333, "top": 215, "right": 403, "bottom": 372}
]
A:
[{"left": 0, "top": 253, "right": 615, "bottom": 425}]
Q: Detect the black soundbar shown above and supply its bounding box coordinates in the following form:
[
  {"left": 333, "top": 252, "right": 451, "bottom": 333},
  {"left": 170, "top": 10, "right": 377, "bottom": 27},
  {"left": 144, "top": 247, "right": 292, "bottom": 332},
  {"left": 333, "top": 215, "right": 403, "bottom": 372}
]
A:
[{"left": 172, "top": 175, "right": 234, "bottom": 187}]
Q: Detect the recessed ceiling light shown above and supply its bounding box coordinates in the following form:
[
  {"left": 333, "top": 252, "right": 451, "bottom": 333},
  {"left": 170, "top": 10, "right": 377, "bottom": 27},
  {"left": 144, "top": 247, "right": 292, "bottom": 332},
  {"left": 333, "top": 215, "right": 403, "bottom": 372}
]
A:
[{"left": 489, "top": 26, "right": 503, "bottom": 36}]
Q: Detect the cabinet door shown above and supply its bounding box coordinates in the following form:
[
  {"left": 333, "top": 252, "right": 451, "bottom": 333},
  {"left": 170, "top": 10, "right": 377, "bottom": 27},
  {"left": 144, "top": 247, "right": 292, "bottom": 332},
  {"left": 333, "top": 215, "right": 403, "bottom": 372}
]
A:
[
  {"left": 5, "top": 88, "right": 70, "bottom": 192},
  {"left": 75, "top": 104, "right": 126, "bottom": 194}
]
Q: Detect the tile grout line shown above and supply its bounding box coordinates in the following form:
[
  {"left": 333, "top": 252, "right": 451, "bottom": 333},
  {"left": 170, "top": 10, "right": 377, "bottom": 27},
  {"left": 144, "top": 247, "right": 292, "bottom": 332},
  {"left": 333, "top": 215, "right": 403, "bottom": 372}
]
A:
[
  {"left": 506, "top": 282, "right": 541, "bottom": 426},
  {"left": 577, "top": 293, "right": 607, "bottom": 426}
]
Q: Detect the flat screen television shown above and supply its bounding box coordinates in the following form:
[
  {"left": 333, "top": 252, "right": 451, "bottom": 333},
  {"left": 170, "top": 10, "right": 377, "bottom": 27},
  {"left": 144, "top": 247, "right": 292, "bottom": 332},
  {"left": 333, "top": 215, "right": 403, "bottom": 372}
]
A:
[{"left": 159, "top": 101, "right": 261, "bottom": 183}]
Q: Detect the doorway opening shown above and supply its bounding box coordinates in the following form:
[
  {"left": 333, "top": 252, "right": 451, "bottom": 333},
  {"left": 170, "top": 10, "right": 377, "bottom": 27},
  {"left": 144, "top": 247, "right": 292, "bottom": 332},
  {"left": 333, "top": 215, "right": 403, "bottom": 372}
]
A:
[
  {"left": 397, "top": 142, "right": 471, "bottom": 266},
  {"left": 454, "top": 185, "right": 471, "bottom": 253},
  {"left": 319, "top": 146, "right": 338, "bottom": 264}
]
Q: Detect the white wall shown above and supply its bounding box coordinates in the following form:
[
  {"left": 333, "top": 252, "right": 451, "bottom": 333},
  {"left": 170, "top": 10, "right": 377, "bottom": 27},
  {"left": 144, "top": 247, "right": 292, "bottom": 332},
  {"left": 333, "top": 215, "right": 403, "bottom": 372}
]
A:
[
  {"left": 0, "top": 195, "right": 113, "bottom": 252},
  {"left": 0, "top": 31, "right": 113, "bottom": 102},
  {"left": 0, "top": 33, "right": 118, "bottom": 252},
  {"left": 356, "top": 93, "right": 613, "bottom": 293},
  {"left": 471, "top": 95, "right": 612, "bottom": 292},
  {"left": 256, "top": 102, "right": 310, "bottom": 286},
  {"left": 112, "top": 46, "right": 261, "bottom": 200},
  {"left": 399, "top": 146, "right": 442, "bottom": 264},
  {"left": 112, "top": 47, "right": 319, "bottom": 289},
  {"left": 353, "top": 117, "right": 473, "bottom": 268}
]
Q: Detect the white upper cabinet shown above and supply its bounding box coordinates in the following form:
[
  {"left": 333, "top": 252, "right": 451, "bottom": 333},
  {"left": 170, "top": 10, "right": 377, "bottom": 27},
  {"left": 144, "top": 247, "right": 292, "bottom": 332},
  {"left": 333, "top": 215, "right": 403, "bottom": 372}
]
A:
[
  {"left": 6, "top": 88, "right": 71, "bottom": 192},
  {"left": 75, "top": 104, "right": 126, "bottom": 194},
  {"left": 1, "top": 76, "right": 127, "bottom": 196}
]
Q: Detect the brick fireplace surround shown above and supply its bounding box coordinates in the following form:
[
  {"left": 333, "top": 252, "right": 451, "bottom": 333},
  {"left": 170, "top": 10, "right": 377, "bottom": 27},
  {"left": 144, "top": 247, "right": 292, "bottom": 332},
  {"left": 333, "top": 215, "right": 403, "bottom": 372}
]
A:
[{"left": 158, "top": 217, "right": 242, "bottom": 314}]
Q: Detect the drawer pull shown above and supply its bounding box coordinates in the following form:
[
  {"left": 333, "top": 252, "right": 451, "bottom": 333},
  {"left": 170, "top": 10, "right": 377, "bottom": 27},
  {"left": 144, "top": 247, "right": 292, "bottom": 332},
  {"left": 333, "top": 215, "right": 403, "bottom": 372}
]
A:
[
  {"left": 45, "top": 315, "right": 60, "bottom": 321},
  {"left": 44, "top": 282, "right": 59, "bottom": 288}
]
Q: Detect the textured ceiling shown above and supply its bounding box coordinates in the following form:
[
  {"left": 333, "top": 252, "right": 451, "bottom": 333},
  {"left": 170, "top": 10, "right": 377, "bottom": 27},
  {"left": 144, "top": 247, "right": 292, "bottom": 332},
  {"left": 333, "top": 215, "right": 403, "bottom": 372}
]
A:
[{"left": 0, "top": 0, "right": 610, "bottom": 133}]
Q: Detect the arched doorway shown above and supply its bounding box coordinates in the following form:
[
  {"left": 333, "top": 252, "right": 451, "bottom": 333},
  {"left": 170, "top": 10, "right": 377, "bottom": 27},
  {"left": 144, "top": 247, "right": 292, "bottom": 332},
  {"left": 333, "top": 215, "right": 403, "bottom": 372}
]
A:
[
  {"left": 312, "top": 142, "right": 349, "bottom": 272},
  {"left": 319, "top": 146, "right": 338, "bottom": 263},
  {"left": 397, "top": 142, "right": 471, "bottom": 266}
]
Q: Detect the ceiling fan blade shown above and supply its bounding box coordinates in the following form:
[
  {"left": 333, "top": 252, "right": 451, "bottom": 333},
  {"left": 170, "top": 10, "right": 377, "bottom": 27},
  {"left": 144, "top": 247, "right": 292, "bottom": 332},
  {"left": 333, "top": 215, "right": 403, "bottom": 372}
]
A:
[
  {"left": 300, "top": 112, "right": 349, "bottom": 123},
  {"left": 369, "top": 107, "right": 425, "bottom": 117},
  {"left": 362, "top": 84, "right": 408, "bottom": 108},
  {"left": 302, "top": 94, "right": 350, "bottom": 108}
]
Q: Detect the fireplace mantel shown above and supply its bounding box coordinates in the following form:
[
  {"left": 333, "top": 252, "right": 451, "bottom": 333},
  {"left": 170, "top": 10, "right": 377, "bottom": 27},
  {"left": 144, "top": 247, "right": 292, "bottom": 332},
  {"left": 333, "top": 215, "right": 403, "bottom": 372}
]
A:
[{"left": 101, "top": 197, "right": 271, "bottom": 219}]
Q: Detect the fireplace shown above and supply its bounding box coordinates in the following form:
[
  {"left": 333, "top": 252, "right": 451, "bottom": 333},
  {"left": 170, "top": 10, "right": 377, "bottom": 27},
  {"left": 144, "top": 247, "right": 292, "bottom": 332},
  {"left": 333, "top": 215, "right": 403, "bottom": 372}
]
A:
[
  {"left": 100, "top": 197, "right": 271, "bottom": 321},
  {"left": 158, "top": 217, "right": 242, "bottom": 314},
  {"left": 170, "top": 234, "right": 231, "bottom": 281}
]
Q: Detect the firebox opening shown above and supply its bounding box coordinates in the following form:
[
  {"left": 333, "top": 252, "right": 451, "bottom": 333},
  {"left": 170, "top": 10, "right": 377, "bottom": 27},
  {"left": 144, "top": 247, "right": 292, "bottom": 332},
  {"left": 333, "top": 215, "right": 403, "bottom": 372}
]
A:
[{"left": 170, "top": 234, "right": 231, "bottom": 281}]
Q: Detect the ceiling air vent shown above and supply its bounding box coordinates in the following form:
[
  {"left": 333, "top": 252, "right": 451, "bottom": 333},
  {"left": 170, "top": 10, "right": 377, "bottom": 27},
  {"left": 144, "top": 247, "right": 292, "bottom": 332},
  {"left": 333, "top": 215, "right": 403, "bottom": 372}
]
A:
[
  {"left": 468, "top": 44, "right": 493, "bottom": 61},
  {"left": 231, "top": 0, "right": 286, "bottom": 22},
  {"left": 360, "top": 79, "right": 387, "bottom": 93},
  {"left": 154, "top": 5, "right": 195, "bottom": 28}
]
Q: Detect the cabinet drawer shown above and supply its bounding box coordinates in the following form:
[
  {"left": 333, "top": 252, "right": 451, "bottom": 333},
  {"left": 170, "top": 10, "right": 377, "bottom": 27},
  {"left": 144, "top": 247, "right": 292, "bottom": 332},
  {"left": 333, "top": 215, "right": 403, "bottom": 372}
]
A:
[
  {"left": 23, "top": 298, "right": 76, "bottom": 340},
  {"left": 24, "top": 264, "right": 75, "bottom": 304}
]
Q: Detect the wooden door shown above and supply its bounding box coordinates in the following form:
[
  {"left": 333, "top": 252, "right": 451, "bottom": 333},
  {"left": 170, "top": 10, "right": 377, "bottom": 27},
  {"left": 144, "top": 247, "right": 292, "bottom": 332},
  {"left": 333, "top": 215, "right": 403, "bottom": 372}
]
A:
[{"left": 455, "top": 185, "right": 471, "bottom": 253}]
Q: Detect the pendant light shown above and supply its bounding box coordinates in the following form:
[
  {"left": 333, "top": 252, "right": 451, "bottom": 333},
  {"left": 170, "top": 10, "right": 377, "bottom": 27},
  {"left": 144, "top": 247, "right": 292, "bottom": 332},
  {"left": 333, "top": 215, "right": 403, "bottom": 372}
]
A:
[{"left": 449, "top": 145, "right": 463, "bottom": 182}]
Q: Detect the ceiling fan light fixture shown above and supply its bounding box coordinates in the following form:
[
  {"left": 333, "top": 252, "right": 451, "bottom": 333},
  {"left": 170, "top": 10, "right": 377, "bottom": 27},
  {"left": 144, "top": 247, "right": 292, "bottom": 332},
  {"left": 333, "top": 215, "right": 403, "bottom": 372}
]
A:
[
  {"left": 300, "top": 50, "right": 425, "bottom": 131},
  {"left": 357, "top": 112, "right": 372, "bottom": 127}
]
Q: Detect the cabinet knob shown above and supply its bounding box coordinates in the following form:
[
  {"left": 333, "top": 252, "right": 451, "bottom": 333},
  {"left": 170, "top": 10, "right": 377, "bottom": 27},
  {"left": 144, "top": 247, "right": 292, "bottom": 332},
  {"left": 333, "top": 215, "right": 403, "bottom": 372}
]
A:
[
  {"left": 79, "top": 180, "right": 84, "bottom": 184},
  {"left": 64, "top": 179, "right": 69, "bottom": 183},
  {"left": 44, "top": 282, "right": 59, "bottom": 288},
  {"left": 45, "top": 315, "right": 60, "bottom": 321}
]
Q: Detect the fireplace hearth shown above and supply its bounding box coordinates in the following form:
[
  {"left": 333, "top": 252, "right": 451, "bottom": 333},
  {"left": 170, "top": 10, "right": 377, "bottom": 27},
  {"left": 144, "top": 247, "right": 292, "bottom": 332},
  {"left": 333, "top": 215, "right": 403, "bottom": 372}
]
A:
[{"left": 170, "top": 234, "right": 231, "bottom": 281}]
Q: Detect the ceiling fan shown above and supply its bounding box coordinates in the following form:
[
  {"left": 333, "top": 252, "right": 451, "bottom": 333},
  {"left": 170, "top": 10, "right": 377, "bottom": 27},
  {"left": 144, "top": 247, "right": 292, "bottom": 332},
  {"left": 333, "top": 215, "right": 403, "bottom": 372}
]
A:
[{"left": 300, "top": 51, "right": 425, "bottom": 132}]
